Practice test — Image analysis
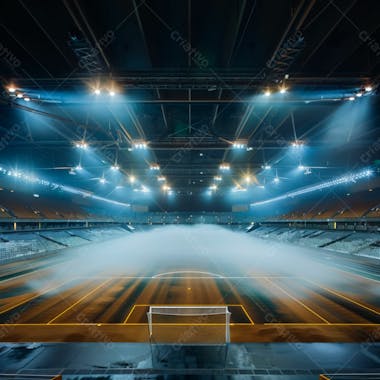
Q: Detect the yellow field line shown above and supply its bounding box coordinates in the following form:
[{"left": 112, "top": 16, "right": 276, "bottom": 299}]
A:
[
  {"left": 264, "top": 323, "right": 380, "bottom": 326},
  {"left": 240, "top": 304, "right": 255, "bottom": 325},
  {"left": 123, "top": 305, "right": 136, "bottom": 324},
  {"left": 304, "top": 278, "right": 380, "bottom": 316},
  {"left": 0, "top": 278, "right": 74, "bottom": 315},
  {"left": 264, "top": 277, "right": 331, "bottom": 324},
  {"left": 47, "top": 279, "right": 112, "bottom": 324},
  {"left": 1, "top": 322, "right": 379, "bottom": 326}
]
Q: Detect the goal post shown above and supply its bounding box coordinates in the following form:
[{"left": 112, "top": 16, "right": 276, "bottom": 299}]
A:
[{"left": 147, "top": 305, "right": 231, "bottom": 344}]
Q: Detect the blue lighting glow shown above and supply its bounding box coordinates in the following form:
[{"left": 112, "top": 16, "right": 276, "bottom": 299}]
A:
[
  {"left": 0, "top": 166, "right": 130, "bottom": 207},
  {"left": 251, "top": 168, "right": 373, "bottom": 207}
]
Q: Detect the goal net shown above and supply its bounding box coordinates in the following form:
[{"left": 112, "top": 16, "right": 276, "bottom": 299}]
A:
[{"left": 147, "top": 306, "right": 231, "bottom": 345}]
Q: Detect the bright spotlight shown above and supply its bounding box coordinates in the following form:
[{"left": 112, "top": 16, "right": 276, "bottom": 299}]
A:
[
  {"left": 133, "top": 141, "right": 148, "bottom": 150},
  {"left": 94, "top": 89, "right": 101, "bottom": 95},
  {"left": 365, "top": 86, "right": 373, "bottom": 92},
  {"left": 75, "top": 141, "right": 88, "bottom": 149},
  {"left": 8, "top": 86, "right": 16, "bottom": 93},
  {"left": 16, "top": 93, "right": 23, "bottom": 98},
  {"left": 298, "top": 164, "right": 305, "bottom": 170},
  {"left": 219, "top": 163, "right": 230, "bottom": 171},
  {"left": 109, "top": 90, "right": 115, "bottom": 97},
  {"left": 279, "top": 86, "right": 287, "bottom": 94},
  {"left": 150, "top": 164, "right": 160, "bottom": 170},
  {"left": 75, "top": 164, "right": 83, "bottom": 171},
  {"left": 232, "top": 141, "right": 247, "bottom": 149},
  {"left": 273, "top": 176, "right": 280, "bottom": 184},
  {"left": 291, "top": 140, "right": 304, "bottom": 148},
  {"left": 99, "top": 177, "right": 106, "bottom": 184},
  {"left": 162, "top": 184, "right": 171, "bottom": 192},
  {"left": 209, "top": 184, "right": 217, "bottom": 191},
  {"left": 214, "top": 175, "right": 222, "bottom": 181},
  {"left": 24, "top": 96, "right": 30, "bottom": 102},
  {"left": 129, "top": 175, "right": 136, "bottom": 184},
  {"left": 356, "top": 92, "right": 363, "bottom": 97},
  {"left": 111, "top": 164, "right": 120, "bottom": 171},
  {"left": 157, "top": 176, "right": 166, "bottom": 182},
  {"left": 262, "top": 164, "right": 271, "bottom": 170},
  {"left": 264, "top": 89, "right": 271, "bottom": 96},
  {"left": 348, "top": 96, "right": 355, "bottom": 101},
  {"left": 244, "top": 175, "right": 251, "bottom": 183}
]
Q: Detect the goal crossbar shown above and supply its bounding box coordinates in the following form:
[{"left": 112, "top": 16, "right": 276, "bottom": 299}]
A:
[{"left": 147, "top": 305, "right": 231, "bottom": 343}]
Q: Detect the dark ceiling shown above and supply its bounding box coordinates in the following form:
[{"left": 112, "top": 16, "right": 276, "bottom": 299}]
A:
[{"left": 0, "top": 0, "right": 379, "bottom": 211}]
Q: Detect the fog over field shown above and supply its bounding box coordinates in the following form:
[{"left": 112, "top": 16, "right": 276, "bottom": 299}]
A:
[{"left": 26, "top": 225, "right": 379, "bottom": 301}]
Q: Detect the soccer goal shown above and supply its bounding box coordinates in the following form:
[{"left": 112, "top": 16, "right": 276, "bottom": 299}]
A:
[
  {"left": 147, "top": 306, "right": 231, "bottom": 368},
  {"left": 147, "top": 305, "right": 231, "bottom": 345}
]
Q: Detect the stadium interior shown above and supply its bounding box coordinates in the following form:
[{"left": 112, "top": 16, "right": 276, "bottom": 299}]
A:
[{"left": 0, "top": 0, "right": 380, "bottom": 379}]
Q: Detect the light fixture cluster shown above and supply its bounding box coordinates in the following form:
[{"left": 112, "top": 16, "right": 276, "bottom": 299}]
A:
[
  {"left": 133, "top": 141, "right": 148, "bottom": 150},
  {"left": 7, "top": 86, "right": 31, "bottom": 101},
  {"left": 263, "top": 85, "right": 287, "bottom": 96},
  {"left": 291, "top": 140, "right": 304, "bottom": 148},
  {"left": 75, "top": 141, "right": 88, "bottom": 149},
  {"left": 232, "top": 141, "right": 247, "bottom": 149},
  {"left": 219, "top": 163, "right": 230, "bottom": 171},
  {"left": 150, "top": 164, "right": 160, "bottom": 170},
  {"left": 93, "top": 87, "right": 116, "bottom": 97}
]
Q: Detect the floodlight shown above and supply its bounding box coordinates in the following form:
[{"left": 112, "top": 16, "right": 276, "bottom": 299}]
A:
[{"left": 219, "top": 163, "right": 230, "bottom": 171}]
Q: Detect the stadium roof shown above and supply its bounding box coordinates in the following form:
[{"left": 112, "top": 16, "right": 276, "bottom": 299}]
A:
[{"left": 0, "top": 0, "right": 379, "bottom": 210}]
